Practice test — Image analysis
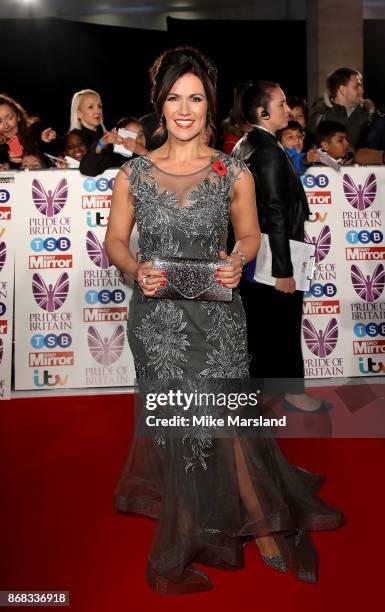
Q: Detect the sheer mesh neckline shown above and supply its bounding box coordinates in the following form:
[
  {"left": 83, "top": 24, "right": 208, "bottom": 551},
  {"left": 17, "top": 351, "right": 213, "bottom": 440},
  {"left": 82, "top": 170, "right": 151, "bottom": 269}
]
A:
[{"left": 144, "top": 153, "right": 219, "bottom": 177}]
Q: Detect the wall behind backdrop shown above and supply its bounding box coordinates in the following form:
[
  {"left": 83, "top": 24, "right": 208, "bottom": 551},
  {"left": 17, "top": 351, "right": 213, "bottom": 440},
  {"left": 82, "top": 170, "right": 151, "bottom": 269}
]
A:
[{"left": 0, "top": 17, "right": 384, "bottom": 138}]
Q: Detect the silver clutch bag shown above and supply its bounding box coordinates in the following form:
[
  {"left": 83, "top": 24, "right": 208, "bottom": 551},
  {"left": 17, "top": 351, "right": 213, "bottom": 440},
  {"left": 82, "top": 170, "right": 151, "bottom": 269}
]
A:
[{"left": 152, "top": 256, "right": 232, "bottom": 301}]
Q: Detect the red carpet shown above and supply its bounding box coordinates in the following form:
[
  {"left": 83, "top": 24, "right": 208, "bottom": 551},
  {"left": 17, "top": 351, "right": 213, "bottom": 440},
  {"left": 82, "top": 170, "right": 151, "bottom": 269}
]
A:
[{"left": 0, "top": 392, "right": 384, "bottom": 611}]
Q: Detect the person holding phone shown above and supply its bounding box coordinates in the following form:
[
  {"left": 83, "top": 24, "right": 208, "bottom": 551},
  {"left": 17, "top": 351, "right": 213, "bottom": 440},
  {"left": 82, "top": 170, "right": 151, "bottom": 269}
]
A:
[
  {"left": 79, "top": 117, "right": 148, "bottom": 176},
  {"left": 0, "top": 94, "right": 57, "bottom": 169}
]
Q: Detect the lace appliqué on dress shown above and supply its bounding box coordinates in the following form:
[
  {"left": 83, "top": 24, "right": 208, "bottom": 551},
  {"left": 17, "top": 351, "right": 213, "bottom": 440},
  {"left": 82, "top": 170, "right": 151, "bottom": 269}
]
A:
[{"left": 134, "top": 300, "right": 190, "bottom": 381}]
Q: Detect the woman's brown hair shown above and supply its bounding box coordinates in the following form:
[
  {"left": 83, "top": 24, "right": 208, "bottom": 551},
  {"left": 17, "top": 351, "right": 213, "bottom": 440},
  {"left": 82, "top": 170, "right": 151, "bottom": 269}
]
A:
[
  {"left": 150, "top": 46, "right": 217, "bottom": 141},
  {"left": 0, "top": 93, "right": 36, "bottom": 147}
]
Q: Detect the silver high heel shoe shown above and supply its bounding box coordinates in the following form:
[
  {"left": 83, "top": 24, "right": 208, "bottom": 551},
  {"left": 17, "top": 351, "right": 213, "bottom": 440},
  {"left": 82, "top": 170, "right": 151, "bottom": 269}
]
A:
[{"left": 256, "top": 540, "right": 287, "bottom": 573}]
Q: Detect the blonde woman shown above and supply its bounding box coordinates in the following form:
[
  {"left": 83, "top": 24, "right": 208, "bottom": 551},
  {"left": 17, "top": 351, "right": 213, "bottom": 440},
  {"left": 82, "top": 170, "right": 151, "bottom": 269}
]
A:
[{"left": 69, "top": 89, "right": 105, "bottom": 147}]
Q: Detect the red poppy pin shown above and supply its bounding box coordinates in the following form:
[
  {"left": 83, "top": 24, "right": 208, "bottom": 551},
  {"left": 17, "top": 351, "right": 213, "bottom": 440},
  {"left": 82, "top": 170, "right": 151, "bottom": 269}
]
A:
[{"left": 211, "top": 155, "right": 228, "bottom": 176}]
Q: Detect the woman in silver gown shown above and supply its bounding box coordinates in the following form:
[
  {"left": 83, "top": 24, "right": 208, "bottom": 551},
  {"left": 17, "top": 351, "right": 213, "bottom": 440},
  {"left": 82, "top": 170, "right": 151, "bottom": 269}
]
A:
[{"left": 105, "top": 46, "right": 344, "bottom": 595}]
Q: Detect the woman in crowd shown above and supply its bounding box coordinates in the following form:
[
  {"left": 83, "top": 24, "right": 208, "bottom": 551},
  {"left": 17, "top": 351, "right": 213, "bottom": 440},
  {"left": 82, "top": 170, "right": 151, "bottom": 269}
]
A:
[
  {"left": 221, "top": 81, "right": 254, "bottom": 154},
  {"left": 106, "top": 47, "right": 343, "bottom": 595},
  {"left": 80, "top": 117, "right": 147, "bottom": 176},
  {"left": 0, "top": 93, "right": 57, "bottom": 169},
  {"left": 232, "top": 82, "right": 331, "bottom": 413},
  {"left": 69, "top": 89, "right": 105, "bottom": 147},
  {"left": 287, "top": 96, "right": 308, "bottom": 129}
]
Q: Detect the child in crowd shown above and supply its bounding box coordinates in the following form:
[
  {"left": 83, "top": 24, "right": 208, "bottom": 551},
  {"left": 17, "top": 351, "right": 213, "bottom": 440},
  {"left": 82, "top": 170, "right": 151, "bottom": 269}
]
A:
[
  {"left": 314, "top": 120, "right": 353, "bottom": 165},
  {"left": 20, "top": 152, "right": 47, "bottom": 170},
  {"left": 63, "top": 129, "right": 88, "bottom": 163},
  {"left": 276, "top": 120, "right": 306, "bottom": 175}
]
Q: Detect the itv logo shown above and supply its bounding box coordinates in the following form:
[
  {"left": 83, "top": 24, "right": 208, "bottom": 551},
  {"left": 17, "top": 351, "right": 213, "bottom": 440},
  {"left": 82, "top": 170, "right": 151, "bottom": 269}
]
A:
[{"left": 33, "top": 369, "right": 69, "bottom": 387}]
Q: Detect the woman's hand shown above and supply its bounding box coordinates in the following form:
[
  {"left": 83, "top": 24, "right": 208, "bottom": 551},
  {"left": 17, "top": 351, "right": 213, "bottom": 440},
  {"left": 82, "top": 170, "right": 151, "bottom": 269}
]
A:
[
  {"left": 135, "top": 260, "right": 166, "bottom": 297},
  {"left": 95, "top": 129, "right": 122, "bottom": 153},
  {"left": 122, "top": 137, "right": 148, "bottom": 156},
  {"left": 216, "top": 250, "right": 242, "bottom": 289},
  {"left": 41, "top": 128, "right": 57, "bottom": 143},
  {"left": 275, "top": 277, "right": 296, "bottom": 294},
  {"left": 0, "top": 163, "right": 10, "bottom": 171}
]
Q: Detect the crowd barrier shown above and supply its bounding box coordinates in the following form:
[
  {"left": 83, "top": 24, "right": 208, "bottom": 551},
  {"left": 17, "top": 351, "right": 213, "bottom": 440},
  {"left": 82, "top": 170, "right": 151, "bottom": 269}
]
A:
[{"left": 0, "top": 165, "right": 384, "bottom": 399}]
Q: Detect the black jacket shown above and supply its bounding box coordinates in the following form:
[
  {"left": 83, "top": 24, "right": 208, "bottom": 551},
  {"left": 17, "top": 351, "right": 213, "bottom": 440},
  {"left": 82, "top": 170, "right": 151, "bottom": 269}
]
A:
[
  {"left": 79, "top": 141, "right": 139, "bottom": 176},
  {"left": 360, "top": 110, "right": 385, "bottom": 151},
  {"left": 78, "top": 124, "right": 104, "bottom": 148},
  {"left": 232, "top": 127, "right": 309, "bottom": 278}
]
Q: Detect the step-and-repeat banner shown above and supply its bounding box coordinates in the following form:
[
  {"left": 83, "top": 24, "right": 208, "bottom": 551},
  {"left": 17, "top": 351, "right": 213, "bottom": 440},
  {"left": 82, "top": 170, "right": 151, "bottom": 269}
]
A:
[
  {"left": 302, "top": 166, "right": 385, "bottom": 378},
  {"left": 2, "top": 164, "right": 384, "bottom": 394},
  {"left": 13, "top": 169, "right": 136, "bottom": 391},
  {"left": 0, "top": 174, "right": 15, "bottom": 399}
]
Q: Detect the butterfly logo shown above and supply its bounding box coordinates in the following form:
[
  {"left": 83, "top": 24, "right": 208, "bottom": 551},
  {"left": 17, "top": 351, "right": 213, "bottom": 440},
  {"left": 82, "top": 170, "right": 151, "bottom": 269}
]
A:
[
  {"left": 0, "top": 242, "right": 6, "bottom": 273},
  {"left": 343, "top": 173, "right": 376, "bottom": 211},
  {"left": 32, "top": 272, "right": 69, "bottom": 312},
  {"left": 304, "top": 225, "right": 331, "bottom": 263},
  {"left": 303, "top": 317, "right": 338, "bottom": 357},
  {"left": 0, "top": 337, "right": 3, "bottom": 365},
  {"left": 32, "top": 178, "right": 68, "bottom": 217},
  {"left": 86, "top": 231, "right": 110, "bottom": 269},
  {"left": 87, "top": 325, "right": 125, "bottom": 366},
  {"left": 350, "top": 264, "right": 385, "bottom": 302}
]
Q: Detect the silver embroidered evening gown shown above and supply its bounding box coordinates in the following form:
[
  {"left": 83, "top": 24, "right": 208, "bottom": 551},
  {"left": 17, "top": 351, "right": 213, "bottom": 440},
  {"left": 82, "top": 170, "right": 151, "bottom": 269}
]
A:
[{"left": 114, "top": 153, "right": 344, "bottom": 594}]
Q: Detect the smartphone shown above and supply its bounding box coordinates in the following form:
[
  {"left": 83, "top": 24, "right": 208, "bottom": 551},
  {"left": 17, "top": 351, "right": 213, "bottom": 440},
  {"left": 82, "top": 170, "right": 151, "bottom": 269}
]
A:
[{"left": 8, "top": 135, "right": 24, "bottom": 157}]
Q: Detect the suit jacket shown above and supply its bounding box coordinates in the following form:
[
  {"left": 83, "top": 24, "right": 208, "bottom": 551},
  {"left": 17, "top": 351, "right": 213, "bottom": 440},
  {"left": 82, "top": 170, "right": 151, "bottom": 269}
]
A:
[{"left": 232, "top": 126, "right": 309, "bottom": 278}]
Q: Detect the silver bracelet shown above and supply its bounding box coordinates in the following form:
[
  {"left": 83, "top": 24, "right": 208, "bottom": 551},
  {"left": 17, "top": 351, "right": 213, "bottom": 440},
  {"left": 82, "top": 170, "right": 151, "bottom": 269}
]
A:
[{"left": 231, "top": 249, "right": 246, "bottom": 267}]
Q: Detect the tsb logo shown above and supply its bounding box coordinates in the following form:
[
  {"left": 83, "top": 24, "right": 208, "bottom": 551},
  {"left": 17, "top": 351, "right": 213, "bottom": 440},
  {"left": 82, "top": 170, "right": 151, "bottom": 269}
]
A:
[
  {"left": 85, "top": 289, "right": 126, "bottom": 304},
  {"left": 30, "top": 237, "right": 71, "bottom": 252},
  {"left": 354, "top": 323, "right": 385, "bottom": 338},
  {"left": 83, "top": 177, "right": 115, "bottom": 192},
  {"left": 31, "top": 333, "right": 72, "bottom": 349},
  {"left": 0, "top": 189, "right": 10, "bottom": 203},
  {"left": 302, "top": 174, "right": 329, "bottom": 188},
  {"left": 305, "top": 283, "right": 337, "bottom": 298},
  {"left": 346, "top": 230, "right": 383, "bottom": 244}
]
